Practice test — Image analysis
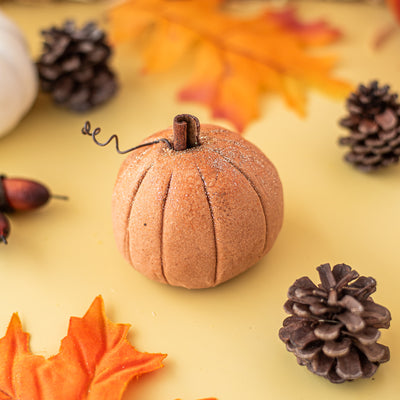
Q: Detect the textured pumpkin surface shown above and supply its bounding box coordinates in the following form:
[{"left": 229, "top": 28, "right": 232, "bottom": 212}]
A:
[{"left": 112, "top": 124, "right": 283, "bottom": 289}]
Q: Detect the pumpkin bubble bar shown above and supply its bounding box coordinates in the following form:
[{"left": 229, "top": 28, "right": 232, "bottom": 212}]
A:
[{"left": 111, "top": 114, "right": 283, "bottom": 289}]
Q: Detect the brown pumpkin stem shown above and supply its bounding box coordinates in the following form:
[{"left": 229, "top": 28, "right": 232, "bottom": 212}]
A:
[{"left": 173, "top": 114, "right": 200, "bottom": 151}]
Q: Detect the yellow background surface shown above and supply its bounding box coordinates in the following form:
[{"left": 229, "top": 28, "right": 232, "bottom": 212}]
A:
[{"left": 0, "top": 1, "right": 399, "bottom": 399}]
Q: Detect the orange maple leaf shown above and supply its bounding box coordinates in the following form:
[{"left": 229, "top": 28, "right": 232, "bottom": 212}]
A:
[
  {"left": 0, "top": 314, "right": 46, "bottom": 399},
  {"left": 0, "top": 296, "right": 166, "bottom": 400},
  {"left": 109, "top": 0, "right": 352, "bottom": 132}
]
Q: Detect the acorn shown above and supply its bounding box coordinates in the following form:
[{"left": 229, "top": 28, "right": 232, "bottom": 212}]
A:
[
  {"left": 0, "top": 212, "right": 10, "bottom": 244},
  {"left": 0, "top": 175, "right": 67, "bottom": 244},
  {"left": 0, "top": 175, "right": 66, "bottom": 212}
]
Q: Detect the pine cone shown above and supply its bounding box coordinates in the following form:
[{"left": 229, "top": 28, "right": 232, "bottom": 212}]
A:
[
  {"left": 338, "top": 81, "right": 400, "bottom": 172},
  {"left": 37, "top": 20, "right": 118, "bottom": 112},
  {"left": 279, "top": 263, "right": 391, "bottom": 383}
]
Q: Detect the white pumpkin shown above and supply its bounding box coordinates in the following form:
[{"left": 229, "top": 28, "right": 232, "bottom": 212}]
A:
[{"left": 0, "top": 11, "right": 38, "bottom": 137}]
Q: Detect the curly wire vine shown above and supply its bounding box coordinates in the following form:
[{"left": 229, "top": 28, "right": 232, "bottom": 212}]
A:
[{"left": 82, "top": 121, "right": 173, "bottom": 154}]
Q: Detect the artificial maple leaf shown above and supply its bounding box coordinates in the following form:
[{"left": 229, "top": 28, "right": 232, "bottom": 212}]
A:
[
  {"left": 0, "top": 296, "right": 166, "bottom": 400},
  {"left": 262, "top": 8, "right": 342, "bottom": 46},
  {"left": 109, "top": 0, "right": 351, "bottom": 132},
  {"left": 0, "top": 314, "right": 46, "bottom": 400},
  {"left": 387, "top": 0, "right": 400, "bottom": 22}
]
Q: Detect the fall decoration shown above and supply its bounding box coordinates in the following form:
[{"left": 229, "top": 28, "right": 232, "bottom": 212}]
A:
[
  {"left": 387, "top": 0, "right": 400, "bottom": 22},
  {"left": 0, "top": 296, "right": 166, "bottom": 399},
  {"left": 82, "top": 114, "right": 283, "bottom": 289},
  {"left": 279, "top": 263, "right": 391, "bottom": 383},
  {"left": 37, "top": 20, "right": 118, "bottom": 112},
  {"left": 0, "top": 0, "right": 101, "bottom": 2},
  {"left": 0, "top": 10, "right": 38, "bottom": 137},
  {"left": 0, "top": 175, "right": 67, "bottom": 243},
  {"left": 0, "top": 212, "right": 10, "bottom": 244},
  {"left": 108, "top": 1, "right": 350, "bottom": 132},
  {"left": 338, "top": 81, "right": 400, "bottom": 172},
  {"left": 0, "top": 176, "right": 55, "bottom": 212}
]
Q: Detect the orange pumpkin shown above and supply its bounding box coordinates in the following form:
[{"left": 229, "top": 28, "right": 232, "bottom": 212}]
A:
[{"left": 111, "top": 114, "right": 283, "bottom": 289}]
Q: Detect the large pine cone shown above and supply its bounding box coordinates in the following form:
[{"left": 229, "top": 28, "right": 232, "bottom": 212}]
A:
[
  {"left": 37, "top": 20, "right": 118, "bottom": 112},
  {"left": 279, "top": 263, "right": 391, "bottom": 383},
  {"left": 338, "top": 81, "right": 400, "bottom": 172}
]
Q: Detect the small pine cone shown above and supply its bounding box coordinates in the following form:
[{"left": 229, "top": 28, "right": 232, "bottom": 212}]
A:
[
  {"left": 37, "top": 20, "right": 118, "bottom": 112},
  {"left": 279, "top": 263, "right": 391, "bottom": 383},
  {"left": 338, "top": 81, "right": 400, "bottom": 172}
]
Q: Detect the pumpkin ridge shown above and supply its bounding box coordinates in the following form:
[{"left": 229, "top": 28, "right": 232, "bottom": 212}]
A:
[
  {"left": 159, "top": 173, "right": 173, "bottom": 285},
  {"left": 208, "top": 149, "right": 269, "bottom": 252},
  {"left": 125, "top": 163, "right": 154, "bottom": 264},
  {"left": 195, "top": 163, "right": 218, "bottom": 285}
]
